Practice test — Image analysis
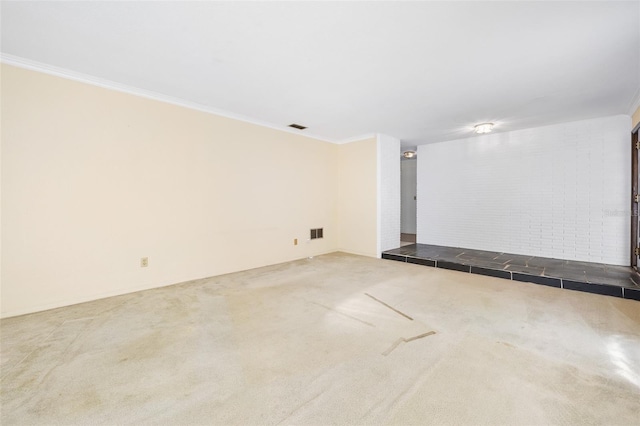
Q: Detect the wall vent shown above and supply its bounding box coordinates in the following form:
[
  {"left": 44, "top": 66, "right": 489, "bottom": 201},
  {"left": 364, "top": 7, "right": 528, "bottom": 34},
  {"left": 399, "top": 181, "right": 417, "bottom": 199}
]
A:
[
  {"left": 310, "top": 228, "right": 323, "bottom": 239},
  {"left": 289, "top": 123, "right": 307, "bottom": 130}
]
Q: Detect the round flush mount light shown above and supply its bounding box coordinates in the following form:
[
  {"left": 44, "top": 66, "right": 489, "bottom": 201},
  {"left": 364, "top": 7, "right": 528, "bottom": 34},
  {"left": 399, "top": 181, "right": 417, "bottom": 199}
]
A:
[
  {"left": 474, "top": 123, "right": 494, "bottom": 134},
  {"left": 403, "top": 150, "right": 417, "bottom": 159}
]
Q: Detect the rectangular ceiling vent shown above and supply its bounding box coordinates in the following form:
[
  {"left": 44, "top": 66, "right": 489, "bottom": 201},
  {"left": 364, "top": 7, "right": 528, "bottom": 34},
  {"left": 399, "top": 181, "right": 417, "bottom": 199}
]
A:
[{"left": 288, "top": 123, "right": 307, "bottom": 130}]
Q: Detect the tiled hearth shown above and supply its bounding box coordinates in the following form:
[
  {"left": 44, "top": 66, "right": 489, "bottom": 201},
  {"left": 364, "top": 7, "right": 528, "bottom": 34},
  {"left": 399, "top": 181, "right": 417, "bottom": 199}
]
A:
[{"left": 382, "top": 244, "right": 640, "bottom": 301}]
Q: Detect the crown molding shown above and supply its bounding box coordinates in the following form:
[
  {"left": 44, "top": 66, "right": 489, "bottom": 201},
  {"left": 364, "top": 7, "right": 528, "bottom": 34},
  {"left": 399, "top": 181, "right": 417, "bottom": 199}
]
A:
[
  {"left": 336, "top": 133, "right": 378, "bottom": 144},
  {"left": 628, "top": 87, "right": 640, "bottom": 116},
  {"left": 1, "top": 53, "right": 340, "bottom": 144}
]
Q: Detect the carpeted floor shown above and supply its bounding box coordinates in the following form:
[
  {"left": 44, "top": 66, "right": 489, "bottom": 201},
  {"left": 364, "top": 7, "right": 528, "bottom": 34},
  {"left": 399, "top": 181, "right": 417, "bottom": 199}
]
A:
[{"left": 1, "top": 252, "right": 639, "bottom": 425}]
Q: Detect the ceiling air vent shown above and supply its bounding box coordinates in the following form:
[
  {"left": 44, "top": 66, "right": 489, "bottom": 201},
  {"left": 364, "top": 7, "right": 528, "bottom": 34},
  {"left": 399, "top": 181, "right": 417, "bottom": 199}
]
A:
[{"left": 288, "top": 123, "right": 307, "bottom": 130}]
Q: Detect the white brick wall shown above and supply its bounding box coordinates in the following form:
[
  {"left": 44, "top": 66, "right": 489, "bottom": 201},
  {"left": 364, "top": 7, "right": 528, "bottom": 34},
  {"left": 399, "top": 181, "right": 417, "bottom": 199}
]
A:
[
  {"left": 417, "top": 115, "right": 631, "bottom": 265},
  {"left": 378, "top": 134, "right": 401, "bottom": 255}
]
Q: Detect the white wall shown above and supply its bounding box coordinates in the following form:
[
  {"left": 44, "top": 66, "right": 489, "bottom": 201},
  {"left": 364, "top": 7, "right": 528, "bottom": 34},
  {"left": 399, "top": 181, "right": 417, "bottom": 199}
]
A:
[
  {"left": 417, "top": 115, "right": 631, "bottom": 266},
  {"left": 377, "top": 134, "right": 401, "bottom": 255},
  {"left": 401, "top": 159, "right": 417, "bottom": 234}
]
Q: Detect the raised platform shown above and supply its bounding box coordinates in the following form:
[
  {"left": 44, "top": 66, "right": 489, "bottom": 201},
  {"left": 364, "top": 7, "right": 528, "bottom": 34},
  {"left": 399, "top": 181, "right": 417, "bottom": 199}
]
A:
[{"left": 382, "top": 244, "right": 640, "bottom": 301}]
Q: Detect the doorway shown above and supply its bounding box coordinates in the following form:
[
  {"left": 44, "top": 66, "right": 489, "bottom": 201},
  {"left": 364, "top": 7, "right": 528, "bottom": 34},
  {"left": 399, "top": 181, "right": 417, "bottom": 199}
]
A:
[{"left": 401, "top": 158, "right": 417, "bottom": 246}]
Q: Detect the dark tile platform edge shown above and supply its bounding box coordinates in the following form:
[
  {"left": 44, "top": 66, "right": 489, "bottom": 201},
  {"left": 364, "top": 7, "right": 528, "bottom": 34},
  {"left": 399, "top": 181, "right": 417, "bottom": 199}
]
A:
[
  {"left": 381, "top": 253, "right": 407, "bottom": 262},
  {"left": 513, "top": 273, "right": 561, "bottom": 288},
  {"left": 562, "top": 280, "right": 623, "bottom": 298},
  {"left": 624, "top": 288, "right": 640, "bottom": 301},
  {"left": 437, "top": 261, "right": 470, "bottom": 273},
  {"left": 382, "top": 251, "right": 637, "bottom": 301},
  {"left": 406, "top": 256, "right": 436, "bottom": 267},
  {"left": 471, "top": 266, "right": 512, "bottom": 280}
]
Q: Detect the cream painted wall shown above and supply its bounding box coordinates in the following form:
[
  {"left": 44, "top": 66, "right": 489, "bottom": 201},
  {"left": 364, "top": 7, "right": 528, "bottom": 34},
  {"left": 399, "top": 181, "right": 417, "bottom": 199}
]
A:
[
  {"left": 1, "top": 64, "right": 342, "bottom": 317},
  {"left": 336, "top": 138, "right": 378, "bottom": 257},
  {"left": 633, "top": 106, "right": 640, "bottom": 129}
]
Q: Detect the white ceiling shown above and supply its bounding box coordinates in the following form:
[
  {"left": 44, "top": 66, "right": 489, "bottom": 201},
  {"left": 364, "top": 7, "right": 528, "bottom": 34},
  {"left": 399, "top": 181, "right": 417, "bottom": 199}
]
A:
[{"left": 2, "top": 1, "right": 639, "bottom": 147}]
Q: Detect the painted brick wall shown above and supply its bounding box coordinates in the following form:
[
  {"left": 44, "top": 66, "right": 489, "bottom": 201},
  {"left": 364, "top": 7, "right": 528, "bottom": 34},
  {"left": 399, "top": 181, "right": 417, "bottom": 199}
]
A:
[
  {"left": 417, "top": 115, "right": 631, "bottom": 266},
  {"left": 378, "top": 134, "right": 401, "bottom": 255}
]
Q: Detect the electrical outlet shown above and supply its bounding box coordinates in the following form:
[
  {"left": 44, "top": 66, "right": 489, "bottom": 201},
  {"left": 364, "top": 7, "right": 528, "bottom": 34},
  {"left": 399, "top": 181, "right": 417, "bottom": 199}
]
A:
[
  {"left": 140, "top": 257, "right": 148, "bottom": 268},
  {"left": 294, "top": 238, "right": 298, "bottom": 245}
]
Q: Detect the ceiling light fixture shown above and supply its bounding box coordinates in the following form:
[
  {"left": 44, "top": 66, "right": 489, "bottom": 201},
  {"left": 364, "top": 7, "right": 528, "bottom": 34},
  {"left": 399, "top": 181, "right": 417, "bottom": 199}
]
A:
[
  {"left": 474, "top": 123, "right": 494, "bottom": 134},
  {"left": 403, "top": 150, "right": 417, "bottom": 159}
]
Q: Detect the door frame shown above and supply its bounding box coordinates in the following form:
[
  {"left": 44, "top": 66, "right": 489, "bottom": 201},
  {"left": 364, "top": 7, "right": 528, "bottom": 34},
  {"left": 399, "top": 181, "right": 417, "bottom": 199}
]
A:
[{"left": 632, "top": 123, "right": 640, "bottom": 269}]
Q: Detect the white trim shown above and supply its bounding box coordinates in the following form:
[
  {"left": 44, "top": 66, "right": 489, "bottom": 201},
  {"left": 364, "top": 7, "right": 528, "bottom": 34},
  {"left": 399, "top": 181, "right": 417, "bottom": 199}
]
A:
[
  {"left": 337, "top": 133, "right": 378, "bottom": 144},
  {"left": 628, "top": 87, "right": 640, "bottom": 116},
  {"left": 1, "top": 53, "right": 341, "bottom": 144}
]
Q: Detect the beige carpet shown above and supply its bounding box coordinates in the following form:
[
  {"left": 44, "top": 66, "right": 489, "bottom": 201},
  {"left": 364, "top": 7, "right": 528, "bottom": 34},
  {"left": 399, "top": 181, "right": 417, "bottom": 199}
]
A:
[{"left": 1, "top": 252, "right": 639, "bottom": 425}]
